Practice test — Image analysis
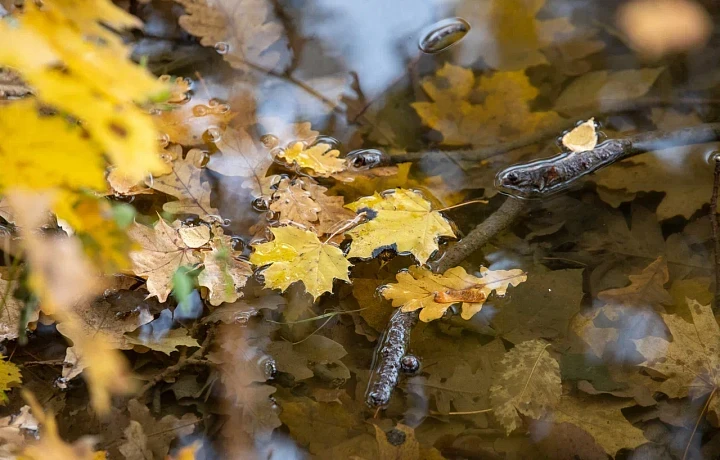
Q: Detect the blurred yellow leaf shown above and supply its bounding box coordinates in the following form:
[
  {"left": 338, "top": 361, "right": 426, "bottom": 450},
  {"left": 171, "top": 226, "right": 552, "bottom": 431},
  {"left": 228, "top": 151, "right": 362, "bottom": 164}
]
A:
[
  {"left": 382, "top": 265, "right": 526, "bottom": 322},
  {"left": 345, "top": 188, "right": 455, "bottom": 264},
  {"left": 278, "top": 142, "right": 346, "bottom": 177},
  {"left": 412, "top": 63, "right": 561, "bottom": 146},
  {"left": 250, "top": 226, "right": 351, "bottom": 299}
]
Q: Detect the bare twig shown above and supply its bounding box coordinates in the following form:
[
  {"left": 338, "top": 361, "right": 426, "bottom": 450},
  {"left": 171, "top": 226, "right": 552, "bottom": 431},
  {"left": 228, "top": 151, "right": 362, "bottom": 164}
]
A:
[
  {"left": 139, "top": 329, "right": 214, "bottom": 394},
  {"left": 712, "top": 154, "right": 720, "bottom": 314}
]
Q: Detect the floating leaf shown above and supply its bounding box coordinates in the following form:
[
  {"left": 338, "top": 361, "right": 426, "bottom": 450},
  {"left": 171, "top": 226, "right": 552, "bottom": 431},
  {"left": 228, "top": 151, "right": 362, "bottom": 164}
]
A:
[
  {"left": 561, "top": 118, "right": 597, "bottom": 152},
  {"left": 198, "top": 229, "right": 252, "bottom": 306},
  {"left": 345, "top": 188, "right": 455, "bottom": 264},
  {"left": 250, "top": 226, "right": 351, "bottom": 299},
  {"left": 278, "top": 142, "right": 346, "bottom": 177},
  {"left": 381, "top": 265, "right": 526, "bottom": 322},
  {"left": 0, "top": 356, "right": 21, "bottom": 404}
]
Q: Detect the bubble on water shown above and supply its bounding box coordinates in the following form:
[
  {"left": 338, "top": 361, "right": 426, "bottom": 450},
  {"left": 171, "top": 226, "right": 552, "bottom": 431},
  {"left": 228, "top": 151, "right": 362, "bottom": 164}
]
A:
[
  {"left": 252, "top": 197, "right": 270, "bottom": 212},
  {"left": 707, "top": 151, "right": 720, "bottom": 165},
  {"left": 157, "top": 133, "right": 170, "bottom": 148},
  {"left": 230, "top": 236, "right": 245, "bottom": 251},
  {"left": 222, "top": 218, "right": 231, "bottom": 226},
  {"left": 214, "top": 42, "right": 230, "bottom": 54},
  {"left": 418, "top": 17, "right": 471, "bottom": 54},
  {"left": 148, "top": 108, "right": 162, "bottom": 116},
  {"left": 266, "top": 210, "right": 279, "bottom": 222},
  {"left": 204, "top": 126, "right": 222, "bottom": 143},
  {"left": 145, "top": 173, "right": 154, "bottom": 188},
  {"left": 194, "top": 150, "right": 210, "bottom": 168},
  {"left": 192, "top": 104, "right": 209, "bottom": 117},
  {"left": 346, "top": 148, "right": 389, "bottom": 170},
  {"left": 260, "top": 134, "right": 279, "bottom": 149},
  {"left": 314, "top": 135, "right": 341, "bottom": 150}
]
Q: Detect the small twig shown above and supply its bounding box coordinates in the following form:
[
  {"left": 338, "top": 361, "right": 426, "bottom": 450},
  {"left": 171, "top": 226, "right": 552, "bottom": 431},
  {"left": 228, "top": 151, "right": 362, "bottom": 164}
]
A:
[
  {"left": 711, "top": 154, "right": 720, "bottom": 313},
  {"left": 431, "top": 197, "right": 527, "bottom": 273},
  {"left": 139, "top": 329, "right": 214, "bottom": 394},
  {"left": 437, "top": 199, "right": 489, "bottom": 212}
]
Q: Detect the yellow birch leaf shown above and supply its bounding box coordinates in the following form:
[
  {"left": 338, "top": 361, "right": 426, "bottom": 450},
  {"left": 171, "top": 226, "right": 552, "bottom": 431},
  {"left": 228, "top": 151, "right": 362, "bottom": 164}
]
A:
[
  {"left": 382, "top": 265, "right": 526, "bottom": 322},
  {"left": 0, "top": 356, "right": 21, "bottom": 405},
  {"left": 151, "top": 149, "right": 220, "bottom": 221},
  {"left": 549, "top": 395, "right": 647, "bottom": 456},
  {"left": 250, "top": 226, "right": 351, "bottom": 299},
  {"left": 175, "top": 0, "right": 291, "bottom": 73},
  {"left": 412, "top": 63, "right": 562, "bottom": 146},
  {"left": 489, "top": 339, "right": 561, "bottom": 434},
  {"left": 0, "top": 100, "right": 106, "bottom": 192},
  {"left": 345, "top": 189, "right": 455, "bottom": 264},
  {"left": 128, "top": 219, "right": 203, "bottom": 302},
  {"left": 198, "top": 228, "right": 252, "bottom": 306},
  {"left": 278, "top": 142, "right": 346, "bottom": 177}
]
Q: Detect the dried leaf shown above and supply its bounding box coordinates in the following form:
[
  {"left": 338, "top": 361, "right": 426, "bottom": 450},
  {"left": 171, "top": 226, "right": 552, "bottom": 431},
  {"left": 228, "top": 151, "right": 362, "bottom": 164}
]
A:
[
  {"left": 412, "top": 63, "right": 562, "bottom": 146},
  {"left": 549, "top": 395, "right": 647, "bottom": 456},
  {"left": 561, "top": 118, "right": 598, "bottom": 152},
  {"left": 250, "top": 226, "right": 351, "bottom": 299},
  {"left": 278, "top": 142, "right": 346, "bottom": 177},
  {"left": 176, "top": 0, "right": 291, "bottom": 73},
  {"left": 597, "top": 256, "right": 672, "bottom": 309},
  {"left": 345, "top": 189, "right": 455, "bottom": 264},
  {"left": 382, "top": 265, "right": 526, "bottom": 322},
  {"left": 489, "top": 339, "right": 561, "bottom": 434},
  {"left": 207, "top": 127, "right": 277, "bottom": 198},
  {"left": 151, "top": 149, "right": 220, "bottom": 221},
  {"left": 120, "top": 399, "right": 198, "bottom": 459},
  {"left": 0, "top": 268, "right": 37, "bottom": 342},
  {"left": 128, "top": 219, "right": 203, "bottom": 302},
  {"left": 198, "top": 228, "right": 252, "bottom": 306},
  {"left": 268, "top": 335, "right": 348, "bottom": 381},
  {"left": 373, "top": 424, "right": 419, "bottom": 460},
  {"left": 154, "top": 95, "right": 236, "bottom": 146},
  {"left": 126, "top": 328, "right": 199, "bottom": 355}
]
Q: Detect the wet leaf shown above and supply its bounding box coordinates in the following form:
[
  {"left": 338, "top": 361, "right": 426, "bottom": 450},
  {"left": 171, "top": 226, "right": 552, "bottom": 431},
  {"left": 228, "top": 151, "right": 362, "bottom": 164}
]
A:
[
  {"left": 548, "top": 395, "right": 647, "bottom": 456},
  {"left": 381, "top": 265, "right": 526, "bottom": 322},
  {"left": 490, "top": 339, "right": 561, "bottom": 434},
  {"left": 120, "top": 399, "right": 198, "bottom": 459},
  {"left": 561, "top": 118, "right": 597, "bottom": 152},
  {"left": 126, "top": 328, "right": 200, "bottom": 355},
  {"left": 412, "top": 63, "right": 562, "bottom": 146},
  {"left": 128, "top": 219, "right": 203, "bottom": 302},
  {"left": 154, "top": 94, "right": 236, "bottom": 146},
  {"left": 0, "top": 356, "right": 21, "bottom": 404},
  {"left": 176, "top": 0, "right": 291, "bottom": 73},
  {"left": 345, "top": 189, "right": 455, "bottom": 264},
  {"left": 198, "top": 229, "right": 252, "bottom": 306},
  {"left": 268, "top": 335, "right": 348, "bottom": 381},
  {"left": 278, "top": 142, "right": 346, "bottom": 177},
  {"left": 250, "top": 226, "right": 351, "bottom": 299},
  {"left": 151, "top": 148, "right": 220, "bottom": 221},
  {"left": 0, "top": 268, "right": 37, "bottom": 342}
]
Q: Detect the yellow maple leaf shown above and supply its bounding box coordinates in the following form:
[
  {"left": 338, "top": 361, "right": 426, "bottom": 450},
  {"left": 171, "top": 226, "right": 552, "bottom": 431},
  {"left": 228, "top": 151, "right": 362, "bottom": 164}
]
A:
[
  {"left": 0, "top": 0, "right": 167, "bottom": 182},
  {"left": 411, "top": 63, "right": 562, "bottom": 146},
  {"left": 0, "top": 100, "right": 106, "bottom": 192},
  {"left": 250, "top": 226, "right": 351, "bottom": 299},
  {"left": 344, "top": 188, "right": 455, "bottom": 264},
  {"left": 128, "top": 219, "right": 203, "bottom": 302},
  {"left": 278, "top": 142, "right": 346, "bottom": 177},
  {"left": 0, "top": 356, "right": 21, "bottom": 405},
  {"left": 382, "top": 265, "right": 527, "bottom": 321}
]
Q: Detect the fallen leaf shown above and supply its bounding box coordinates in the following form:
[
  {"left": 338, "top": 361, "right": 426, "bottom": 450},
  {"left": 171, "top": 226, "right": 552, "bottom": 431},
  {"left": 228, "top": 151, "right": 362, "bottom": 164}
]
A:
[
  {"left": 278, "top": 142, "right": 346, "bottom": 177},
  {"left": 128, "top": 219, "right": 203, "bottom": 302},
  {"left": 250, "top": 226, "right": 351, "bottom": 299},
  {"left": 207, "top": 127, "right": 277, "bottom": 198},
  {"left": 151, "top": 148, "right": 221, "bottom": 221},
  {"left": 381, "top": 265, "right": 526, "bottom": 322},
  {"left": 331, "top": 163, "right": 411, "bottom": 202},
  {"left": 0, "top": 356, "right": 21, "bottom": 404},
  {"left": 554, "top": 68, "right": 665, "bottom": 113},
  {"left": 0, "top": 405, "right": 38, "bottom": 457},
  {"left": 597, "top": 256, "right": 672, "bottom": 309},
  {"left": 198, "top": 228, "right": 252, "bottom": 306},
  {"left": 126, "top": 327, "right": 200, "bottom": 355},
  {"left": 548, "top": 395, "right": 647, "bottom": 456},
  {"left": 120, "top": 399, "right": 198, "bottom": 459},
  {"left": 202, "top": 289, "right": 285, "bottom": 324},
  {"left": 258, "top": 119, "right": 319, "bottom": 149},
  {"left": 154, "top": 94, "right": 236, "bottom": 146},
  {"left": 561, "top": 118, "right": 597, "bottom": 152},
  {"left": 373, "top": 424, "right": 419, "bottom": 460},
  {"left": 411, "top": 63, "right": 562, "bottom": 146},
  {"left": 175, "top": 0, "right": 291, "bottom": 73},
  {"left": 490, "top": 339, "right": 561, "bottom": 434},
  {"left": 0, "top": 268, "right": 38, "bottom": 342},
  {"left": 269, "top": 178, "right": 355, "bottom": 235},
  {"left": 634, "top": 298, "right": 720, "bottom": 416},
  {"left": 345, "top": 188, "right": 455, "bottom": 264},
  {"left": 267, "top": 335, "right": 348, "bottom": 381}
]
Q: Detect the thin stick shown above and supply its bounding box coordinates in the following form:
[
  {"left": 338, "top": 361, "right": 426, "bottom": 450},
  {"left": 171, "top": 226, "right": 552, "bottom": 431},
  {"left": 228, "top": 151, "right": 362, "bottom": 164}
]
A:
[
  {"left": 431, "top": 197, "right": 527, "bottom": 273},
  {"left": 429, "top": 408, "right": 493, "bottom": 416},
  {"left": 712, "top": 155, "right": 720, "bottom": 313},
  {"left": 684, "top": 387, "right": 716, "bottom": 460},
  {"left": 437, "top": 199, "right": 489, "bottom": 213}
]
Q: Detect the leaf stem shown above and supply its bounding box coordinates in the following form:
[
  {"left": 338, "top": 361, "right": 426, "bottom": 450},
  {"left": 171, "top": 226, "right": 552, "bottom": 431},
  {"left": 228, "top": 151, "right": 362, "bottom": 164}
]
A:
[
  {"left": 436, "top": 199, "right": 489, "bottom": 213},
  {"left": 683, "top": 386, "right": 716, "bottom": 460}
]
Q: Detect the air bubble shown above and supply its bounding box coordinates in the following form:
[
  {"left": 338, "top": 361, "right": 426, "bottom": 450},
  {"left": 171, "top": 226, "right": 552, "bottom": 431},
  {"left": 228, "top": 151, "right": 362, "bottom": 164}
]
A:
[
  {"left": 214, "top": 42, "right": 230, "bottom": 54},
  {"left": 418, "top": 17, "right": 471, "bottom": 54},
  {"left": 260, "top": 134, "right": 279, "bottom": 149},
  {"left": 195, "top": 150, "right": 210, "bottom": 168},
  {"left": 157, "top": 133, "right": 170, "bottom": 148},
  {"left": 346, "top": 148, "right": 389, "bottom": 170},
  {"left": 192, "top": 104, "right": 209, "bottom": 117},
  {"left": 204, "top": 127, "right": 222, "bottom": 143},
  {"left": 252, "top": 197, "right": 270, "bottom": 212},
  {"left": 148, "top": 108, "right": 162, "bottom": 116},
  {"left": 314, "top": 135, "right": 341, "bottom": 150},
  {"left": 230, "top": 236, "right": 245, "bottom": 251},
  {"left": 707, "top": 151, "right": 720, "bottom": 165}
]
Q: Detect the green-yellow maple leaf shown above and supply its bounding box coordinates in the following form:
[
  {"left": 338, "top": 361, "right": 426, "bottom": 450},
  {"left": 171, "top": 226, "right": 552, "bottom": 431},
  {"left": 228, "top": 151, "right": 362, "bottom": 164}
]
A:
[
  {"left": 345, "top": 188, "right": 455, "bottom": 264},
  {"left": 250, "top": 226, "right": 351, "bottom": 299}
]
